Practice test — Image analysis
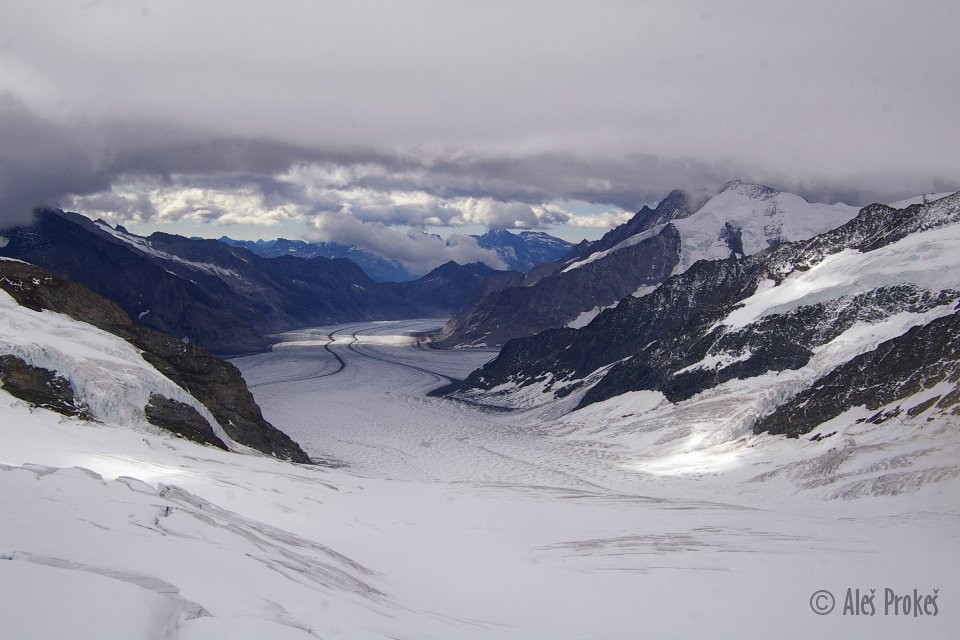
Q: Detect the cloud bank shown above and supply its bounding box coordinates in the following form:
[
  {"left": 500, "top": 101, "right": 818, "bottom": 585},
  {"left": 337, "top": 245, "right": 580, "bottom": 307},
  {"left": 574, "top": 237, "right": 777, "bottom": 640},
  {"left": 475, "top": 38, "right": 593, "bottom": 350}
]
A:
[{"left": 2, "top": 1, "right": 958, "bottom": 272}]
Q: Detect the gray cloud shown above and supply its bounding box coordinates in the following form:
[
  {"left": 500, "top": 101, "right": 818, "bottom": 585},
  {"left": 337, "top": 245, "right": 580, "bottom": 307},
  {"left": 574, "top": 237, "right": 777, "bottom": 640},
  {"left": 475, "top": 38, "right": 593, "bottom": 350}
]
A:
[
  {"left": 305, "top": 211, "right": 506, "bottom": 274},
  {"left": 2, "top": 1, "right": 958, "bottom": 236},
  {"left": 0, "top": 94, "right": 109, "bottom": 226}
]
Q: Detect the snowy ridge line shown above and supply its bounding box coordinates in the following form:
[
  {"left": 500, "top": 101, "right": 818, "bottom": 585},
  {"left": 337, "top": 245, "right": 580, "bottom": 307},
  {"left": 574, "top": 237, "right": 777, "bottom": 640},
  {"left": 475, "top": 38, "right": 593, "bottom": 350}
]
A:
[
  {"left": 95, "top": 221, "right": 244, "bottom": 280},
  {"left": 670, "top": 182, "right": 859, "bottom": 275},
  {"left": 3, "top": 550, "right": 210, "bottom": 620},
  {"left": 562, "top": 224, "right": 668, "bottom": 272},
  {"left": 887, "top": 191, "right": 955, "bottom": 209}
]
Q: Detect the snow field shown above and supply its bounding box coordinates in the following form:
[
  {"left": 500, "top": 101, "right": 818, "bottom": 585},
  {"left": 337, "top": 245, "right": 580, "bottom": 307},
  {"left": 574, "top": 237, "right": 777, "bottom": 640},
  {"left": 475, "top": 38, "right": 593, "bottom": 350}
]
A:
[{"left": 1, "top": 315, "right": 957, "bottom": 638}]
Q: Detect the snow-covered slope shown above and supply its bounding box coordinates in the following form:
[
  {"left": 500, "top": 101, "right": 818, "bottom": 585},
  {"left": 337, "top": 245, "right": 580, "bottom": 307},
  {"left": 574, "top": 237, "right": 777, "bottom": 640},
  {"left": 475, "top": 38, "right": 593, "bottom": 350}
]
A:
[
  {"left": 4, "top": 319, "right": 957, "bottom": 638},
  {"left": 0, "top": 288, "right": 231, "bottom": 443},
  {"left": 0, "top": 259, "right": 312, "bottom": 461},
  {"left": 561, "top": 181, "right": 858, "bottom": 277},
  {"left": 670, "top": 181, "right": 858, "bottom": 274},
  {"left": 450, "top": 192, "right": 960, "bottom": 449}
]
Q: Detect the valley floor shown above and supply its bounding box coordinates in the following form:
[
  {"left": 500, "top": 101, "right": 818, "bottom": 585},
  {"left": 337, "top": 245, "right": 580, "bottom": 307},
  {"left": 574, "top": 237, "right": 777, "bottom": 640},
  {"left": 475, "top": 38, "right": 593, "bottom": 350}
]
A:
[{"left": 2, "top": 320, "right": 958, "bottom": 639}]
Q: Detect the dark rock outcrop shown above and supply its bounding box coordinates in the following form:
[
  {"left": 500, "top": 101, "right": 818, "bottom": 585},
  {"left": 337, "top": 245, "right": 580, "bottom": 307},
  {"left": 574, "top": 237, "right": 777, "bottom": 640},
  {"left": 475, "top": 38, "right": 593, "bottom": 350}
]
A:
[
  {"left": 144, "top": 394, "right": 229, "bottom": 450},
  {"left": 0, "top": 354, "right": 90, "bottom": 419},
  {"left": 0, "top": 260, "right": 312, "bottom": 463},
  {"left": 753, "top": 309, "right": 960, "bottom": 437}
]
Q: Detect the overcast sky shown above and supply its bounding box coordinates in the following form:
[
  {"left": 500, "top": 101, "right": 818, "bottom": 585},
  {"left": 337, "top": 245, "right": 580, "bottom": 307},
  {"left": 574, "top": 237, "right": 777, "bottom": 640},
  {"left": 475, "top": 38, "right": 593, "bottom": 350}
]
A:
[{"left": 1, "top": 1, "right": 957, "bottom": 272}]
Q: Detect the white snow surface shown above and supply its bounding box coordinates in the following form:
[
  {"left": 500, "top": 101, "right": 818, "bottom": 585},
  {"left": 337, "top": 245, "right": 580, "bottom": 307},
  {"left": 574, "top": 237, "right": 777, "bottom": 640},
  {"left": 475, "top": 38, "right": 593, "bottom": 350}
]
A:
[
  {"left": 719, "top": 220, "right": 960, "bottom": 329},
  {"left": 671, "top": 181, "right": 859, "bottom": 274},
  {"left": 2, "top": 314, "right": 958, "bottom": 638},
  {"left": 0, "top": 289, "right": 235, "bottom": 447},
  {"left": 566, "top": 303, "right": 618, "bottom": 328}
]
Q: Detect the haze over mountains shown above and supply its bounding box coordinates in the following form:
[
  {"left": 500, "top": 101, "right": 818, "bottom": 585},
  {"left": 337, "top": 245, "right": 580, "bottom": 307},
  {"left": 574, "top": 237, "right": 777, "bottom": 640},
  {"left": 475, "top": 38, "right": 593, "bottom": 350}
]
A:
[
  {"left": 0, "top": 210, "right": 533, "bottom": 353},
  {"left": 220, "top": 228, "right": 572, "bottom": 281}
]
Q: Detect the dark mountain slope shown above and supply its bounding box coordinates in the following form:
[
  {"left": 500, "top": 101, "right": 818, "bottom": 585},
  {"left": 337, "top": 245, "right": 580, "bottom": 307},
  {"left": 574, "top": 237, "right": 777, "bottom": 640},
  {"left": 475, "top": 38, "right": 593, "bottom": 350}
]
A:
[
  {"left": 220, "top": 236, "right": 418, "bottom": 282},
  {"left": 387, "top": 261, "right": 502, "bottom": 316},
  {"left": 437, "top": 191, "right": 699, "bottom": 347},
  {"left": 1, "top": 210, "right": 494, "bottom": 353}
]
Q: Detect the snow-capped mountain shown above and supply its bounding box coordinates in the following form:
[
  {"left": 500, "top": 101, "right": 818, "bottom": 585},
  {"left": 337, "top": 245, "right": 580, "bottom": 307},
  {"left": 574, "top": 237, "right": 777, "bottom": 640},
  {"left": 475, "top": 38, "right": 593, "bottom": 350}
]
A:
[
  {"left": 668, "top": 180, "right": 859, "bottom": 274},
  {"left": 446, "top": 192, "right": 960, "bottom": 448},
  {"left": 439, "top": 182, "right": 857, "bottom": 347},
  {"left": 219, "top": 236, "right": 419, "bottom": 282},
  {"left": 473, "top": 229, "right": 573, "bottom": 272},
  {"left": 0, "top": 258, "right": 311, "bottom": 462}
]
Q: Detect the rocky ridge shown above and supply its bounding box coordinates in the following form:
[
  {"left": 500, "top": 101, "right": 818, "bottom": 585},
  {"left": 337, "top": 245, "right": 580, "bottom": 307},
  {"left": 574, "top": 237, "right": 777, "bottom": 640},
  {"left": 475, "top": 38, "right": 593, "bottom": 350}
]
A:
[{"left": 438, "top": 182, "right": 855, "bottom": 348}]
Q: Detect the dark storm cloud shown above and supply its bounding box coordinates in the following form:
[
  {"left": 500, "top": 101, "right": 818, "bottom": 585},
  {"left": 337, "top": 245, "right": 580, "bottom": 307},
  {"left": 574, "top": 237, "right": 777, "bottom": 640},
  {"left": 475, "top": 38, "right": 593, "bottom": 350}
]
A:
[
  {"left": 2, "top": 0, "right": 958, "bottom": 237},
  {"left": 0, "top": 95, "right": 111, "bottom": 226}
]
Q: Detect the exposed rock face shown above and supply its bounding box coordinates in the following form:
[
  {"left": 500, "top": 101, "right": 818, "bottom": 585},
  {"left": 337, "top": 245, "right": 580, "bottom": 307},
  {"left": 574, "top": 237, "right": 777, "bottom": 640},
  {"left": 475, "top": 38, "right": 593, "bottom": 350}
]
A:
[
  {"left": 754, "top": 310, "right": 960, "bottom": 437},
  {"left": 563, "top": 189, "right": 699, "bottom": 264},
  {"left": 447, "top": 192, "right": 960, "bottom": 439},
  {"left": 437, "top": 190, "right": 704, "bottom": 348},
  {"left": 0, "top": 260, "right": 312, "bottom": 463},
  {"left": 144, "top": 394, "right": 228, "bottom": 450},
  {"left": 0, "top": 354, "right": 90, "bottom": 419}
]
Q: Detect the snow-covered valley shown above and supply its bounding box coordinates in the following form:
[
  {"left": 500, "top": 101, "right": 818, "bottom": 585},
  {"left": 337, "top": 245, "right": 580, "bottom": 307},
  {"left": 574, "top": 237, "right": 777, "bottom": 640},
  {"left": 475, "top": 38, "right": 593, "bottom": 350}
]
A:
[{"left": 3, "top": 317, "right": 957, "bottom": 639}]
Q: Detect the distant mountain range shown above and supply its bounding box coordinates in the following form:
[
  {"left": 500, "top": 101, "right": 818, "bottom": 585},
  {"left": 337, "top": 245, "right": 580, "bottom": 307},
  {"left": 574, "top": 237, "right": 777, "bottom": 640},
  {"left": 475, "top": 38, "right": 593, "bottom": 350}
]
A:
[
  {"left": 0, "top": 210, "right": 511, "bottom": 354},
  {"left": 473, "top": 229, "right": 573, "bottom": 272},
  {"left": 220, "top": 229, "right": 572, "bottom": 281},
  {"left": 438, "top": 182, "right": 859, "bottom": 347},
  {"left": 444, "top": 191, "right": 960, "bottom": 442},
  {"left": 219, "top": 237, "right": 420, "bottom": 282}
]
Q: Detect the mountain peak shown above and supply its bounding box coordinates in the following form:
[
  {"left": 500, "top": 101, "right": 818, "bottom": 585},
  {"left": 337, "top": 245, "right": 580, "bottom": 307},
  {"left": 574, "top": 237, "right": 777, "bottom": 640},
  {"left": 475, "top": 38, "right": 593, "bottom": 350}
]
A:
[
  {"left": 473, "top": 228, "right": 572, "bottom": 272},
  {"left": 720, "top": 180, "right": 779, "bottom": 199}
]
